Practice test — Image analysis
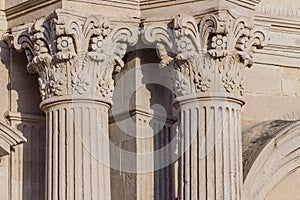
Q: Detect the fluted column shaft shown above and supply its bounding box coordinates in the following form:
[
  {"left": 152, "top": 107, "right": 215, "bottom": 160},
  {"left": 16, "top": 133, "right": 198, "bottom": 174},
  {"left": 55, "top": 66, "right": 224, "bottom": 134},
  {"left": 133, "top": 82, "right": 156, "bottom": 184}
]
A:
[
  {"left": 176, "top": 96, "right": 243, "bottom": 200},
  {"left": 13, "top": 9, "right": 138, "bottom": 200},
  {"left": 41, "top": 97, "right": 111, "bottom": 200},
  {"left": 142, "top": 13, "right": 266, "bottom": 199}
]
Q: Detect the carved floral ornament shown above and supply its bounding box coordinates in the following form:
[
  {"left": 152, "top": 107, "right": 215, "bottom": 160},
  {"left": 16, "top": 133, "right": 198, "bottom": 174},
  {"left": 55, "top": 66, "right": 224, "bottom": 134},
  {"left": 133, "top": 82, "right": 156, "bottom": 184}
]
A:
[
  {"left": 13, "top": 13, "right": 138, "bottom": 101},
  {"left": 12, "top": 11, "right": 267, "bottom": 101},
  {"left": 142, "top": 13, "right": 268, "bottom": 97}
]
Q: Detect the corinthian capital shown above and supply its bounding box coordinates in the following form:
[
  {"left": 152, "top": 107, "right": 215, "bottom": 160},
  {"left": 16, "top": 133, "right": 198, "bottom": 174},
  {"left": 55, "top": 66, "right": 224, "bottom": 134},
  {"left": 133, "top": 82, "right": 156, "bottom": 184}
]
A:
[
  {"left": 142, "top": 13, "right": 268, "bottom": 98},
  {"left": 13, "top": 10, "right": 138, "bottom": 102}
]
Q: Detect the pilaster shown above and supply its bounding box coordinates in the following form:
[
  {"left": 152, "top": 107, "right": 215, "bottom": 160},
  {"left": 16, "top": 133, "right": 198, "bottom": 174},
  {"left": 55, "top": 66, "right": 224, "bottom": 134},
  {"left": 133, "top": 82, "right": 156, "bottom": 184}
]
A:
[
  {"left": 5, "top": 112, "right": 45, "bottom": 200},
  {"left": 109, "top": 51, "right": 177, "bottom": 200}
]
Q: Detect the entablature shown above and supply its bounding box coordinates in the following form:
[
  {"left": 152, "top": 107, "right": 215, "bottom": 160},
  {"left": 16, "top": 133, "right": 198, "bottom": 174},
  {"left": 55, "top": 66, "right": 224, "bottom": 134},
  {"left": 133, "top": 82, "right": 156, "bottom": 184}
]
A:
[
  {"left": 4, "top": 0, "right": 140, "bottom": 29},
  {"left": 254, "top": 4, "right": 300, "bottom": 68}
]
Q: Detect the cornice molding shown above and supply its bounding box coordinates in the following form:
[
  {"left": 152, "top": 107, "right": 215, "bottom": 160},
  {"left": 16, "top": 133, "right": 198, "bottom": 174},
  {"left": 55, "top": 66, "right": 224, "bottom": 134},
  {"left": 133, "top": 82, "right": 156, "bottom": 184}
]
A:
[
  {"left": 255, "top": 5, "right": 300, "bottom": 33},
  {"left": 68, "top": 0, "right": 139, "bottom": 10},
  {"left": 142, "top": 12, "right": 268, "bottom": 98},
  {"left": 109, "top": 106, "right": 178, "bottom": 124},
  {"left": 256, "top": 4, "right": 300, "bottom": 19},
  {"left": 5, "top": 0, "right": 61, "bottom": 21},
  {"left": 12, "top": 10, "right": 138, "bottom": 103},
  {"left": 252, "top": 5, "right": 300, "bottom": 68},
  {"left": 140, "top": 0, "right": 205, "bottom": 10},
  {"left": 140, "top": 0, "right": 259, "bottom": 11},
  {"left": 225, "top": 0, "right": 261, "bottom": 11},
  {"left": 4, "top": 111, "right": 45, "bottom": 124}
]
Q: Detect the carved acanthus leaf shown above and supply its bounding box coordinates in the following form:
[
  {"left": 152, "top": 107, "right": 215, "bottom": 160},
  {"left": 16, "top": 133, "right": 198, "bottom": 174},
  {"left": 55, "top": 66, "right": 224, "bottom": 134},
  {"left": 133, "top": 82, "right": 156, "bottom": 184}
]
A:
[
  {"left": 142, "top": 13, "right": 268, "bottom": 97},
  {"left": 13, "top": 13, "right": 138, "bottom": 101}
]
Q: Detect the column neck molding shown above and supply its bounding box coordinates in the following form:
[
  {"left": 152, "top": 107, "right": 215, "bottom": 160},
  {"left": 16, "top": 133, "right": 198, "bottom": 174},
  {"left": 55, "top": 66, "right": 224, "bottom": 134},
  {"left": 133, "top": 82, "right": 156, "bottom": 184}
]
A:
[
  {"left": 174, "top": 94, "right": 245, "bottom": 108},
  {"left": 142, "top": 11, "right": 268, "bottom": 99},
  {"left": 12, "top": 9, "right": 138, "bottom": 104},
  {"left": 40, "top": 95, "right": 112, "bottom": 111}
]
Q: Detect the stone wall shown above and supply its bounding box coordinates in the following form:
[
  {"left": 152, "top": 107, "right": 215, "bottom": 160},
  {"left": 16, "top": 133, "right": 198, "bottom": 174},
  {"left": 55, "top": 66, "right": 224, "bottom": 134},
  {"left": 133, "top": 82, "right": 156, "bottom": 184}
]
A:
[{"left": 0, "top": 0, "right": 299, "bottom": 200}]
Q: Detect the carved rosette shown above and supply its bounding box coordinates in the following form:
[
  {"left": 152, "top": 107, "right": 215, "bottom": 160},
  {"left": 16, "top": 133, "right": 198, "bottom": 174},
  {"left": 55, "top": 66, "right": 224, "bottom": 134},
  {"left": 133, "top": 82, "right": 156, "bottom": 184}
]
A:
[
  {"left": 142, "top": 13, "right": 268, "bottom": 98},
  {"left": 13, "top": 11, "right": 138, "bottom": 102}
]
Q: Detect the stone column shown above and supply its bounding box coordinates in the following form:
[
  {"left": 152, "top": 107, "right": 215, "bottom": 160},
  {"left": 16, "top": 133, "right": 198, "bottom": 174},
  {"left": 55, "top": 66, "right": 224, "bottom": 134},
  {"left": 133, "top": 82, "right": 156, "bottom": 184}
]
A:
[
  {"left": 143, "top": 12, "right": 267, "bottom": 199},
  {"left": 41, "top": 97, "right": 111, "bottom": 200},
  {"left": 13, "top": 9, "right": 137, "bottom": 200},
  {"left": 175, "top": 95, "right": 243, "bottom": 200}
]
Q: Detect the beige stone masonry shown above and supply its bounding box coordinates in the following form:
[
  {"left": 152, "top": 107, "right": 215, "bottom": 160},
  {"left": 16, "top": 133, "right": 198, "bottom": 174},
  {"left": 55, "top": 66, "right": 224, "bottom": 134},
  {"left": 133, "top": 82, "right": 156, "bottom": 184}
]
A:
[
  {"left": 142, "top": 9, "right": 267, "bottom": 199},
  {"left": 12, "top": 9, "right": 138, "bottom": 200}
]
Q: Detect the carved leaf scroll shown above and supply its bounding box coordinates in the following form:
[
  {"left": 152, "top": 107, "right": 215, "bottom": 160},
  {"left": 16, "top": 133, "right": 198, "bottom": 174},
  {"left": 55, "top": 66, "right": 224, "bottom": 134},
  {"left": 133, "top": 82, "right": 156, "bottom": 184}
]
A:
[
  {"left": 142, "top": 13, "right": 268, "bottom": 97},
  {"left": 14, "top": 12, "right": 138, "bottom": 101}
]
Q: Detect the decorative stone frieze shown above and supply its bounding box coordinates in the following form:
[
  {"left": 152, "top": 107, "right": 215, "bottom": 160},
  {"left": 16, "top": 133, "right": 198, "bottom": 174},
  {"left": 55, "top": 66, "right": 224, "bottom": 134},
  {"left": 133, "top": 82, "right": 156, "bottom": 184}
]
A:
[
  {"left": 14, "top": 10, "right": 138, "bottom": 102},
  {"left": 256, "top": 4, "right": 300, "bottom": 19},
  {"left": 143, "top": 12, "right": 268, "bottom": 98}
]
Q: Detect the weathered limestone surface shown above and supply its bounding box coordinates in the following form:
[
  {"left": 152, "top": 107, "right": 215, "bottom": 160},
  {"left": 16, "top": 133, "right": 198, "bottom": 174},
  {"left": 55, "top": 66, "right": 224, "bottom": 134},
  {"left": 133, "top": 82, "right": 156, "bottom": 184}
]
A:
[
  {"left": 243, "top": 120, "right": 300, "bottom": 200},
  {"left": 42, "top": 99, "right": 111, "bottom": 200},
  {"left": 242, "top": 120, "right": 296, "bottom": 179},
  {"left": 266, "top": 167, "right": 300, "bottom": 200},
  {"left": 174, "top": 96, "right": 243, "bottom": 199},
  {"left": 0, "top": 0, "right": 299, "bottom": 200},
  {"left": 7, "top": 113, "right": 45, "bottom": 200},
  {"left": 109, "top": 50, "right": 176, "bottom": 200},
  {"left": 142, "top": 7, "right": 267, "bottom": 199},
  {"left": 12, "top": 8, "right": 138, "bottom": 200},
  {"left": 242, "top": 1, "right": 300, "bottom": 128}
]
